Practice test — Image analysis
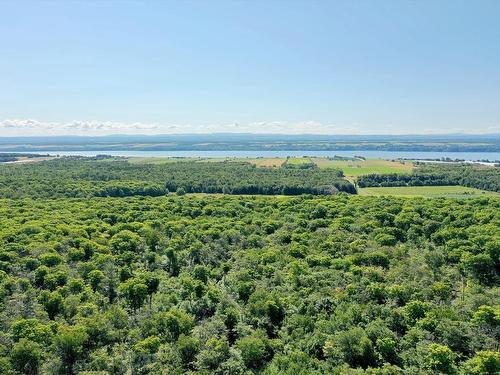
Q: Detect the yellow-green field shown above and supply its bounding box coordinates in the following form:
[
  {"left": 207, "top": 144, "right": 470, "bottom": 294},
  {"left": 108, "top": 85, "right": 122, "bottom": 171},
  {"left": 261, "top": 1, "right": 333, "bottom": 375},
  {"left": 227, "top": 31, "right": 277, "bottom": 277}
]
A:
[
  {"left": 2, "top": 156, "right": 55, "bottom": 164},
  {"left": 246, "top": 158, "right": 285, "bottom": 167},
  {"left": 285, "top": 157, "right": 313, "bottom": 164},
  {"left": 358, "top": 185, "right": 499, "bottom": 198},
  {"left": 314, "top": 158, "right": 413, "bottom": 176},
  {"left": 127, "top": 157, "right": 234, "bottom": 164},
  {"left": 126, "top": 156, "right": 414, "bottom": 178},
  {"left": 126, "top": 157, "right": 196, "bottom": 164}
]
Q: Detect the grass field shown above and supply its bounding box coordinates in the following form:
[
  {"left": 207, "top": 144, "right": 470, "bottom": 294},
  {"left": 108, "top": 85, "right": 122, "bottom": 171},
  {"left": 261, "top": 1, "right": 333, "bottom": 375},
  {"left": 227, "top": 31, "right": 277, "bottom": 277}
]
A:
[
  {"left": 127, "top": 157, "right": 232, "bottom": 164},
  {"left": 358, "top": 185, "right": 499, "bottom": 198},
  {"left": 285, "top": 157, "right": 313, "bottom": 164},
  {"left": 246, "top": 158, "right": 285, "bottom": 167},
  {"left": 1, "top": 156, "right": 55, "bottom": 164},
  {"left": 247, "top": 157, "right": 314, "bottom": 167},
  {"left": 126, "top": 157, "right": 198, "bottom": 164},
  {"left": 127, "top": 156, "right": 413, "bottom": 177},
  {"left": 314, "top": 158, "right": 413, "bottom": 176}
]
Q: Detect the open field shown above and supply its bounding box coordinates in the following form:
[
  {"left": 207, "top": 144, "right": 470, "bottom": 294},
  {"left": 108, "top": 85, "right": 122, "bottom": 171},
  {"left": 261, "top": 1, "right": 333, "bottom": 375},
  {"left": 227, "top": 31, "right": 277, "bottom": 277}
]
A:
[
  {"left": 126, "top": 157, "right": 200, "bottom": 164},
  {"left": 358, "top": 185, "right": 499, "bottom": 198},
  {"left": 246, "top": 158, "right": 285, "bottom": 167},
  {"left": 125, "top": 156, "right": 415, "bottom": 179},
  {"left": 2, "top": 156, "right": 55, "bottom": 164},
  {"left": 128, "top": 157, "right": 285, "bottom": 166},
  {"left": 314, "top": 158, "right": 413, "bottom": 176},
  {"left": 284, "top": 157, "right": 313, "bottom": 165},
  {"left": 127, "top": 157, "right": 245, "bottom": 164}
]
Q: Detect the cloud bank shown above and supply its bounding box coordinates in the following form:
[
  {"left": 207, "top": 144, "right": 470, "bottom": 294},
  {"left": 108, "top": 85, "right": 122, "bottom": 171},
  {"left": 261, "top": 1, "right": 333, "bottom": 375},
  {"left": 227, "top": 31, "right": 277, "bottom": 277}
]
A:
[
  {"left": 1, "top": 119, "right": 498, "bottom": 136},
  {"left": 0, "top": 119, "right": 160, "bottom": 135},
  {"left": 0, "top": 119, "right": 363, "bottom": 136}
]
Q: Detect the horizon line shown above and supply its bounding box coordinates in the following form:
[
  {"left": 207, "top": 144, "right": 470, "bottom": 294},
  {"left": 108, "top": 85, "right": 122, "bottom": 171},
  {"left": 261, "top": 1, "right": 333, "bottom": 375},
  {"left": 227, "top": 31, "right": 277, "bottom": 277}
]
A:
[{"left": 1, "top": 132, "right": 500, "bottom": 138}]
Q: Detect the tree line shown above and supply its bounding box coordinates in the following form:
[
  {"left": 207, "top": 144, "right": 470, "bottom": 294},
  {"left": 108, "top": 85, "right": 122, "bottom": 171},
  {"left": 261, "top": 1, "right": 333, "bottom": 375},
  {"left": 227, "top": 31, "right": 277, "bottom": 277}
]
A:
[
  {"left": 0, "top": 158, "right": 356, "bottom": 198},
  {"left": 357, "top": 163, "right": 500, "bottom": 192},
  {"left": 0, "top": 153, "right": 49, "bottom": 163}
]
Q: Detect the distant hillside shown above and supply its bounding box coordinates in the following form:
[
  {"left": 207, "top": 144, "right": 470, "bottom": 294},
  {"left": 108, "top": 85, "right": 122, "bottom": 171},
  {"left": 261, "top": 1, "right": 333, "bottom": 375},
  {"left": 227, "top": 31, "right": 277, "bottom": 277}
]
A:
[{"left": 0, "top": 133, "right": 499, "bottom": 152}]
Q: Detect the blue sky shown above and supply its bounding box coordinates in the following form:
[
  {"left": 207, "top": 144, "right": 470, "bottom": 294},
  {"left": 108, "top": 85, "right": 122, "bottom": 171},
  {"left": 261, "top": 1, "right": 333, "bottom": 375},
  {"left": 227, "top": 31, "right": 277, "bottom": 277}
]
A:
[{"left": 1, "top": 0, "right": 499, "bottom": 135}]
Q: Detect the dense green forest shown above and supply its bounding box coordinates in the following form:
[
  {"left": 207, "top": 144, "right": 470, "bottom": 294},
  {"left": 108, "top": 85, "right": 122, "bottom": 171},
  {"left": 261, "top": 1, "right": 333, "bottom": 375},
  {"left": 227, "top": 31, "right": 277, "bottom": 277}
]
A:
[
  {"left": 357, "top": 164, "right": 500, "bottom": 192},
  {"left": 0, "top": 193, "right": 499, "bottom": 374},
  {"left": 0, "top": 158, "right": 355, "bottom": 198},
  {"left": 0, "top": 158, "right": 499, "bottom": 374}
]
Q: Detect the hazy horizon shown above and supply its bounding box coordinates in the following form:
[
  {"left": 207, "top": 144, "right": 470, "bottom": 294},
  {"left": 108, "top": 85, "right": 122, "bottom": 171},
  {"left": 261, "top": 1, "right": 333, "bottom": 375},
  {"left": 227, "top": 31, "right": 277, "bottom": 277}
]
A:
[
  {"left": 1, "top": 119, "right": 500, "bottom": 137},
  {"left": 1, "top": 131, "right": 500, "bottom": 139}
]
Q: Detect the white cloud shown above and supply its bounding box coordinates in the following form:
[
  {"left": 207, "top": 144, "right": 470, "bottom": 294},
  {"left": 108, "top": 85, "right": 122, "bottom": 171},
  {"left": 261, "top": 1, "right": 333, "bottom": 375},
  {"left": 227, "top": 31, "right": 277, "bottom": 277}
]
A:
[
  {"left": 0, "top": 119, "right": 159, "bottom": 135},
  {"left": 1, "top": 119, "right": 498, "bottom": 136},
  {"left": 0, "top": 118, "right": 362, "bottom": 136}
]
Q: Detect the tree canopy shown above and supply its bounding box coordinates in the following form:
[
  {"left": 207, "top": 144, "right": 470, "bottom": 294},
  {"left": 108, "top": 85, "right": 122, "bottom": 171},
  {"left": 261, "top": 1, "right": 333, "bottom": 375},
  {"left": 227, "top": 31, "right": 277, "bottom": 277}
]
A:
[
  {"left": 0, "top": 191, "right": 498, "bottom": 373},
  {"left": 0, "top": 158, "right": 355, "bottom": 198}
]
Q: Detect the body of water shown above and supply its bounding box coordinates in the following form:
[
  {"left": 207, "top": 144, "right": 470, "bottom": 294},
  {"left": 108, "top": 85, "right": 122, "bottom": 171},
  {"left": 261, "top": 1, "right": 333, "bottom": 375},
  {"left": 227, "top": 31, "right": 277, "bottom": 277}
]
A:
[{"left": 19, "top": 150, "right": 500, "bottom": 161}]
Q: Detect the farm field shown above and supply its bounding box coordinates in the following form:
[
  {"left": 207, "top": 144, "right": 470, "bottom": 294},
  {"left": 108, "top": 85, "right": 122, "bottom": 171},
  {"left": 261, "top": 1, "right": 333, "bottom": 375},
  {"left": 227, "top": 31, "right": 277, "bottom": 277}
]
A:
[
  {"left": 246, "top": 157, "right": 414, "bottom": 177},
  {"left": 246, "top": 158, "right": 285, "bottom": 167},
  {"left": 284, "top": 157, "right": 312, "bottom": 164},
  {"left": 314, "top": 158, "right": 413, "bottom": 176},
  {"left": 358, "top": 185, "right": 499, "bottom": 198},
  {"left": 126, "top": 157, "right": 200, "bottom": 164},
  {"left": 2, "top": 156, "right": 55, "bottom": 164},
  {"left": 129, "top": 156, "right": 309, "bottom": 168}
]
